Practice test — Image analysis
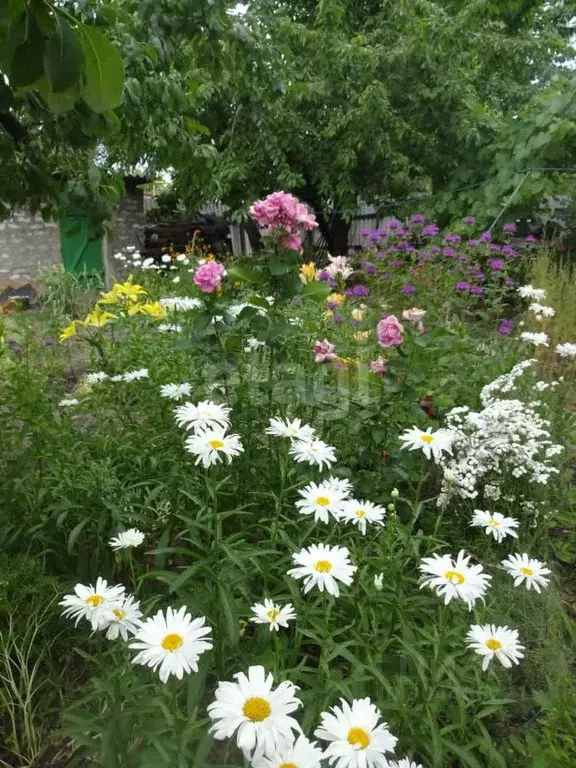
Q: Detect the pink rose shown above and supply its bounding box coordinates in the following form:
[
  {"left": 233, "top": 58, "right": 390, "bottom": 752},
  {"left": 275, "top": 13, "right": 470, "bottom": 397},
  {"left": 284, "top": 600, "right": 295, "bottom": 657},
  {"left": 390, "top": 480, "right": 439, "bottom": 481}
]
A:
[
  {"left": 377, "top": 315, "right": 404, "bottom": 348},
  {"left": 314, "top": 339, "right": 337, "bottom": 363},
  {"left": 370, "top": 356, "right": 387, "bottom": 375},
  {"left": 193, "top": 261, "right": 225, "bottom": 293},
  {"left": 281, "top": 232, "right": 303, "bottom": 253},
  {"left": 249, "top": 191, "right": 317, "bottom": 239}
]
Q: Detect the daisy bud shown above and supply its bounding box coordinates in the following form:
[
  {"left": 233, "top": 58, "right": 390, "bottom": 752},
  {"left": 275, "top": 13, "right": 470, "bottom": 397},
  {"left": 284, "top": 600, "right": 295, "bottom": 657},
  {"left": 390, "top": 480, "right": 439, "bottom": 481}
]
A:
[{"left": 390, "top": 488, "right": 399, "bottom": 499}]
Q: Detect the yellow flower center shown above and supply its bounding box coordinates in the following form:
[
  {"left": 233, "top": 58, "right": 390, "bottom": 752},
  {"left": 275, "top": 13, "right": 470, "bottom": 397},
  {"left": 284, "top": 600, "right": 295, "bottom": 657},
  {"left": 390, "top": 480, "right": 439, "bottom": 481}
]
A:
[
  {"left": 243, "top": 696, "right": 271, "bottom": 722},
  {"left": 488, "top": 519, "right": 500, "bottom": 527},
  {"left": 347, "top": 727, "right": 370, "bottom": 749},
  {"left": 421, "top": 434, "right": 434, "bottom": 444},
  {"left": 315, "top": 496, "right": 330, "bottom": 506},
  {"left": 521, "top": 567, "right": 533, "bottom": 576},
  {"left": 355, "top": 509, "right": 367, "bottom": 518},
  {"left": 486, "top": 638, "right": 502, "bottom": 651},
  {"left": 315, "top": 560, "right": 333, "bottom": 573},
  {"left": 444, "top": 570, "right": 465, "bottom": 585},
  {"left": 279, "top": 764, "right": 297, "bottom": 768},
  {"left": 85, "top": 595, "right": 104, "bottom": 607},
  {"left": 113, "top": 609, "right": 126, "bottom": 620},
  {"left": 266, "top": 609, "right": 280, "bottom": 622},
  {"left": 209, "top": 440, "right": 225, "bottom": 449},
  {"left": 161, "top": 633, "right": 184, "bottom": 652}
]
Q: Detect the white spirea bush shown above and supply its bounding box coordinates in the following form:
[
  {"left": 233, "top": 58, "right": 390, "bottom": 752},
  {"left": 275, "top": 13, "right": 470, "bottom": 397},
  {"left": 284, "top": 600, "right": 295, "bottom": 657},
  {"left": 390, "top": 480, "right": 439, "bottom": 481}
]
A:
[{"left": 438, "top": 361, "right": 562, "bottom": 505}]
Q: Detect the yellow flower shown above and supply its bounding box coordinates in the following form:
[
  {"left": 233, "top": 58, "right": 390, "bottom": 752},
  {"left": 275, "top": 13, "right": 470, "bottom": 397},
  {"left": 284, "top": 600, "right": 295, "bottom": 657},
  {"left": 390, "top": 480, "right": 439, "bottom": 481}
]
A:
[
  {"left": 351, "top": 308, "right": 364, "bottom": 321},
  {"left": 353, "top": 331, "right": 370, "bottom": 342},
  {"left": 83, "top": 304, "right": 118, "bottom": 328},
  {"left": 327, "top": 292, "right": 345, "bottom": 305},
  {"left": 323, "top": 310, "right": 334, "bottom": 320},
  {"left": 99, "top": 279, "right": 147, "bottom": 305},
  {"left": 59, "top": 320, "right": 78, "bottom": 342},
  {"left": 300, "top": 262, "right": 318, "bottom": 285},
  {"left": 138, "top": 301, "right": 167, "bottom": 319}
]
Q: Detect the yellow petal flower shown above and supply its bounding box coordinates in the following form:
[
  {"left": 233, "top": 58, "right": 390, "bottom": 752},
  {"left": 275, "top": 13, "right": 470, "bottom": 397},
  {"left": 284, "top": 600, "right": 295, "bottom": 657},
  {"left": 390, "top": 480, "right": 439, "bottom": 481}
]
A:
[
  {"left": 83, "top": 305, "right": 118, "bottom": 328},
  {"left": 138, "top": 301, "right": 167, "bottom": 319},
  {"left": 300, "top": 262, "right": 318, "bottom": 285},
  {"left": 59, "top": 320, "right": 77, "bottom": 342},
  {"left": 327, "top": 292, "right": 345, "bottom": 305}
]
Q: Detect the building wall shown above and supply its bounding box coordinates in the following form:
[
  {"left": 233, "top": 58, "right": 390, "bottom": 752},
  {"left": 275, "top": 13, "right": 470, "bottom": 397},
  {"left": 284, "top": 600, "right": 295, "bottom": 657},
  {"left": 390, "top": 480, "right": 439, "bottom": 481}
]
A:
[
  {"left": 105, "top": 189, "right": 146, "bottom": 283},
  {"left": 0, "top": 210, "right": 61, "bottom": 283}
]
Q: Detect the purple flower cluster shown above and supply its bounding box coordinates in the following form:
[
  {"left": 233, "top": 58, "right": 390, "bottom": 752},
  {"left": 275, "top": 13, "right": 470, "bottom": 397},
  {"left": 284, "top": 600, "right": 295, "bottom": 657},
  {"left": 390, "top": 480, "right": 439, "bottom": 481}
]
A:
[
  {"left": 345, "top": 285, "right": 369, "bottom": 298},
  {"left": 421, "top": 224, "right": 439, "bottom": 237},
  {"left": 497, "top": 319, "right": 513, "bottom": 335},
  {"left": 402, "top": 284, "right": 416, "bottom": 295},
  {"left": 487, "top": 258, "right": 504, "bottom": 271}
]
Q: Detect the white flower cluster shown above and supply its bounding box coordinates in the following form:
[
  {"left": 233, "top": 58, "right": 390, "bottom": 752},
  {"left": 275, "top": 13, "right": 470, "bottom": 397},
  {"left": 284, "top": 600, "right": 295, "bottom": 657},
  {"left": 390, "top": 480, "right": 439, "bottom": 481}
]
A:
[
  {"left": 480, "top": 359, "right": 534, "bottom": 406},
  {"left": 114, "top": 246, "right": 191, "bottom": 272},
  {"left": 86, "top": 369, "right": 149, "bottom": 385},
  {"left": 160, "top": 296, "right": 203, "bottom": 311},
  {"left": 438, "top": 397, "right": 561, "bottom": 504}
]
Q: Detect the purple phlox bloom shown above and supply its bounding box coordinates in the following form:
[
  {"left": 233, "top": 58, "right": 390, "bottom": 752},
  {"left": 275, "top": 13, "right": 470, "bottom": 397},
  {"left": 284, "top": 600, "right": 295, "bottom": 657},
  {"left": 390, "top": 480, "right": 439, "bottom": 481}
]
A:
[
  {"left": 363, "top": 262, "right": 377, "bottom": 275},
  {"left": 353, "top": 285, "right": 369, "bottom": 297},
  {"left": 444, "top": 234, "right": 461, "bottom": 244},
  {"left": 463, "top": 216, "right": 476, "bottom": 224},
  {"left": 402, "top": 284, "right": 417, "bottom": 294},
  {"left": 497, "top": 319, "right": 513, "bottom": 335},
  {"left": 395, "top": 228, "right": 410, "bottom": 238},
  {"left": 467, "top": 239, "right": 479, "bottom": 247},
  {"left": 442, "top": 246, "right": 456, "bottom": 258},
  {"left": 487, "top": 258, "right": 504, "bottom": 270},
  {"left": 489, "top": 244, "right": 503, "bottom": 252},
  {"left": 332, "top": 314, "right": 345, "bottom": 324},
  {"left": 360, "top": 229, "right": 370, "bottom": 237},
  {"left": 504, "top": 278, "right": 515, "bottom": 286},
  {"left": 411, "top": 214, "right": 426, "bottom": 224},
  {"left": 327, "top": 301, "right": 337, "bottom": 310},
  {"left": 389, "top": 259, "right": 403, "bottom": 268},
  {"left": 470, "top": 285, "right": 484, "bottom": 295},
  {"left": 525, "top": 235, "right": 538, "bottom": 243},
  {"left": 368, "top": 232, "right": 381, "bottom": 242},
  {"left": 375, "top": 251, "right": 385, "bottom": 260},
  {"left": 502, "top": 222, "right": 517, "bottom": 233},
  {"left": 422, "top": 224, "right": 439, "bottom": 237},
  {"left": 502, "top": 246, "right": 518, "bottom": 258},
  {"left": 386, "top": 219, "right": 401, "bottom": 230},
  {"left": 456, "top": 281, "right": 471, "bottom": 292},
  {"left": 479, "top": 231, "right": 492, "bottom": 243},
  {"left": 386, "top": 246, "right": 398, "bottom": 254},
  {"left": 430, "top": 245, "right": 441, "bottom": 253},
  {"left": 459, "top": 255, "right": 468, "bottom": 263}
]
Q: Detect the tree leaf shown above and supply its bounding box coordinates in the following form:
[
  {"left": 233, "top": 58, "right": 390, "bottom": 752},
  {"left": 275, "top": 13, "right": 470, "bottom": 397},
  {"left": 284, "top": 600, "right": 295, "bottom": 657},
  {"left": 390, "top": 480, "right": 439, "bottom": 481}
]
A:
[
  {"left": 301, "top": 280, "right": 331, "bottom": 301},
  {"left": 80, "top": 25, "right": 125, "bottom": 112},
  {"left": 226, "top": 264, "right": 265, "bottom": 284},
  {"left": 44, "top": 20, "right": 83, "bottom": 93},
  {"left": 9, "top": 17, "right": 45, "bottom": 87}
]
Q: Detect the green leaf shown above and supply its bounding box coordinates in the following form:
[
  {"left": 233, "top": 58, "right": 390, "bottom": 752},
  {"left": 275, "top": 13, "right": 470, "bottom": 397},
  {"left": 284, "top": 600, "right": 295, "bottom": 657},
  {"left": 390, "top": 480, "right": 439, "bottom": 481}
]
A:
[
  {"left": 67, "top": 518, "right": 90, "bottom": 554},
  {"left": 226, "top": 264, "right": 265, "bottom": 285},
  {"left": 36, "top": 75, "right": 79, "bottom": 113},
  {"left": 9, "top": 18, "right": 45, "bottom": 88},
  {"left": 44, "top": 20, "right": 83, "bottom": 93},
  {"left": 80, "top": 25, "right": 125, "bottom": 112},
  {"left": 301, "top": 280, "right": 331, "bottom": 302}
]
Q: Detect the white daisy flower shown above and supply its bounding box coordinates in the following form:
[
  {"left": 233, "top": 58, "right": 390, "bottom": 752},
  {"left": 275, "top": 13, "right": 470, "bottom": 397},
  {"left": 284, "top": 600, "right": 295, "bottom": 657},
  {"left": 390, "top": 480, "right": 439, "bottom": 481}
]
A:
[
  {"left": 289, "top": 438, "right": 337, "bottom": 470},
  {"left": 529, "top": 303, "right": 555, "bottom": 318},
  {"left": 160, "top": 382, "right": 192, "bottom": 401},
  {"left": 520, "top": 331, "right": 549, "bottom": 347},
  {"left": 184, "top": 427, "right": 243, "bottom": 468},
  {"left": 160, "top": 296, "right": 203, "bottom": 311},
  {"left": 109, "top": 528, "right": 145, "bottom": 550},
  {"left": 517, "top": 285, "right": 546, "bottom": 301},
  {"left": 399, "top": 426, "right": 453, "bottom": 462},
  {"left": 158, "top": 323, "right": 183, "bottom": 333},
  {"left": 104, "top": 594, "right": 143, "bottom": 641},
  {"left": 374, "top": 573, "right": 384, "bottom": 591},
  {"left": 295, "top": 480, "right": 349, "bottom": 524},
  {"left": 266, "top": 417, "right": 316, "bottom": 442},
  {"left": 85, "top": 371, "right": 109, "bottom": 384},
  {"left": 501, "top": 553, "right": 551, "bottom": 592},
  {"left": 556, "top": 342, "right": 576, "bottom": 358},
  {"left": 251, "top": 734, "right": 324, "bottom": 768},
  {"left": 314, "top": 697, "right": 398, "bottom": 768},
  {"left": 174, "top": 399, "right": 231, "bottom": 432},
  {"left": 389, "top": 759, "right": 423, "bottom": 768},
  {"left": 110, "top": 374, "right": 124, "bottom": 382},
  {"left": 323, "top": 475, "right": 354, "bottom": 496},
  {"left": 466, "top": 624, "right": 525, "bottom": 671},
  {"left": 59, "top": 398, "right": 79, "bottom": 407},
  {"left": 172, "top": 276, "right": 180, "bottom": 284},
  {"left": 287, "top": 543, "right": 357, "bottom": 597},
  {"left": 250, "top": 599, "right": 297, "bottom": 632},
  {"left": 207, "top": 665, "right": 302, "bottom": 763},
  {"left": 419, "top": 550, "right": 491, "bottom": 609},
  {"left": 470, "top": 510, "right": 519, "bottom": 543},
  {"left": 339, "top": 499, "right": 387, "bottom": 534},
  {"left": 59, "top": 577, "right": 125, "bottom": 630},
  {"left": 161, "top": 254, "right": 172, "bottom": 263},
  {"left": 129, "top": 606, "right": 212, "bottom": 683},
  {"left": 123, "top": 368, "right": 149, "bottom": 381}
]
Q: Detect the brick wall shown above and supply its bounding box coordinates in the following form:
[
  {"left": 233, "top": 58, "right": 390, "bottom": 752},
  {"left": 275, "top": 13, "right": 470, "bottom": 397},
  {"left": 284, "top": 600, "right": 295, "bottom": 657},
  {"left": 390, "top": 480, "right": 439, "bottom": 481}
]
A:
[
  {"left": 0, "top": 210, "right": 61, "bottom": 283},
  {"left": 105, "top": 190, "right": 146, "bottom": 282}
]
